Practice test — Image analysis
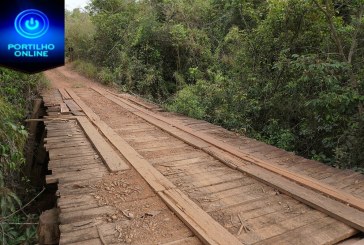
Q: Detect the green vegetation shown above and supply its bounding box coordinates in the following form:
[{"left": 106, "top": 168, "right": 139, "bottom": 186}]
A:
[
  {"left": 0, "top": 68, "right": 47, "bottom": 244},
  {"left": 66, "top": 0, "right": 364, "bottom": 170}
]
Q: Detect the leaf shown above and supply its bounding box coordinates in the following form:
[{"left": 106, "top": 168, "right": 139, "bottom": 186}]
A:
[
  {"left": 8, "top": 192, "right": 22, "bottom": 208},
  {"left": 1, "top": 197, "right": 6, "bottom": 215}
]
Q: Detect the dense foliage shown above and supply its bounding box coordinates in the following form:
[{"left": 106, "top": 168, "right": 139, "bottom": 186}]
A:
[
  {"left": 0, "top": 68, "right": 46, "bottom": 244},
  {"left": 66, "top": 0, "right": 364, "bottom": 170}
]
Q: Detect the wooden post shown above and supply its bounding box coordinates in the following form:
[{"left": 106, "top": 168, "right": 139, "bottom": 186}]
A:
[
  {"left": 25, "top": 98, "right": 43, "bottom": 176},
  {"left": 38, "top": 208, "right": 60, "bottom": 245}
]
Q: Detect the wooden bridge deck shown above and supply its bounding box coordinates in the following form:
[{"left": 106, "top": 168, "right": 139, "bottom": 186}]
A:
[
  {"left": 43, "top": 89, "right": 203, "bottom": 245},
  {"left": 41, "top": 71, "right": 364, "bottom": 245}
]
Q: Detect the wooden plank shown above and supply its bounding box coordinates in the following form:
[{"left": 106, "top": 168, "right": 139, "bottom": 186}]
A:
[
  {"left": 44, "top": 102, "right": 59, "bottom": 107},
  {"left": 47, "top": 106, "right": 60, "bottom": 112},
  {"left": 49, "top": 145, "right": 93, "bottom": 157},
  {"left": 177, "top": 171, "right": 244, "bottom": 190},
  {"left": 126, "top": 135, "right": 170, "bottom": 143},
  {"left": 51, "top": 167, "right": 107, "bottom": 180},
  {"left": 132, "top": 138, "right": 183, "bottom": 148},
  {"left": 72, "top": 111, "right": 85, "bottom": 116},
  {"left": 59, "top": 218, "right": 100, "bottom": 233},
  {"left": 353, "top": 239, "right": 364, "bottom": 245},
  {"left": 138, "top": 143, "right": 187, "bottom": 153},
  {"left": 91, "top": 87, "right": 364, "bottom": 232},
  {"left": 25, "top": 98, "right": 42, "bottom": 175},
  {"left": 58, "top": 184, "right": 99, "bottom": 196},
  {"left": 239, "top": 209, "right": 327, "bottom": 244},
  {"left": 49, "top": 150, "right": 96, "bottom": 160},
  {"left": 191, "top": 177, "right": 255, "bottom": 196},
  {"left": 154, "top": 157, "right": 211, "bottom": 168},
  {"left": 49, "top": 155, "right": 101, "bottom": 165},
  {"left": 167, "top": 165, "right": 237, "bottom": 183},
  {"left": 60, "top": 222, "right": 117, "bottom": 244},
  {"left": 46, "top": 132, "right": 84, "bottom": 138},
  {"left": 149, "top": 152, "right": 205, "bottom": 165},
  {"left": 108, "top": 91, "right": 155, "bottom": 110},
  {"left": 202, "top": 185, "right": 277, "bottom": 213},
  {"left": 64, "top": 99, "right": 82, "bottom": 111},
  {"left": 43, "top": 116, "right": 78, "bottom": 121},
  {"left": 159, "top": 188, "right": 242, "bottom": 245},
  {"left": 60, "top": 227, "right": 99, "bottom": 244},
  {"left": 76, "top": 116, "right": 129, "bottom": 172},
  {"left": 157, "top": 161, "right": 224, "bottom": 177},
  {"left": 46, "top": 175, "right": 58, "bottom": 184},
  {"left": 61, "top": 203, "right": 100, "bottom": 214},
  {"left": 45, "top": 141, "right": 91, "bottom": 150},
  {"left": 234, "top": 163, "right": 364, "bottom": 232},
  {"left": 46, "top": 170, "right": 105, "bottom": 185},
  {"left": 49, "top": 159, "right": 103, "bottom": 169},
  {"left": 212, "top": 195, "right": 303, "bottom": 225},
  {"left": 60, "top": 103, "right": 70, "bottom": 114},
  {"left": 44, "top": 135, "right": 86, "bottom": 143},
  {"left": 46, "top": 125, "right": 80, "bottom": 131},
  {"left": 255, "top": 216, "right": 356, "bottom": 245},
  {"left": 63, "top": 238, "right": 102, "bottom": 245},
  {"left": 59, "top": 88, "right": 72, "bottom": 100},
  {"left": 60, "top": 206, "right": 115, "bottom": 224},
  {"left": 58, "top": 195, "right": 97, "bottom": 209},
  {"left": 164, "top": 166, "right": 227, "bottom": 179},
  {"left": 51, "top": 164, "right": 103, "bottom": 174}
]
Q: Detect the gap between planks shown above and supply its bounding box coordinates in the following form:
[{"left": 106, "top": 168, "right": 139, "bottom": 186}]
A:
[
  {"left": 91, "top": 86, "right": 364, "bottom": 233},
  {"left": 66, "top": 88, "right": 242, "bottom": 245}
]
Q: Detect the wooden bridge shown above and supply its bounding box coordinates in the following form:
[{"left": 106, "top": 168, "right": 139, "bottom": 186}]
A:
[{"left": 40, "top": 67, "right": 364, "bottom": 244}]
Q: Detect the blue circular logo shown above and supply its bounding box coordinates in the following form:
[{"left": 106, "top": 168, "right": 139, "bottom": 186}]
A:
[{"left": 14, "top": 9, "right": 49, "bottom": 39}]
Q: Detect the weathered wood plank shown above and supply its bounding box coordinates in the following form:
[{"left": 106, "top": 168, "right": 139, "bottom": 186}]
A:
[
  {"left": 59, "top": 88, "right": 72, "bottom": 100},
  {"left": 60, "top": 206, "right": 115, "bottom": 224},
  {"left": 71, "top": 111, "right": 85, "bottom": 116},
  {"left": 233, "top": 163, "right": 364, "bottom": 232},
  {"left": 76, "top": 116, "right": 129, "bottom": 172},
  {"left": 63, "top": 238, "right": 102, "bottom": 245},
  {"left": 352, "top": 239, "right": 364, "bottom": 245},
  {"left": 64, "top": 99, "right": 82, "bottom": 111},
  {"left": 60, "top": 103, "right": 70, "bottom": 114},
  {"left": 255, "top": 216, "right": 356, "bottom": 245}
]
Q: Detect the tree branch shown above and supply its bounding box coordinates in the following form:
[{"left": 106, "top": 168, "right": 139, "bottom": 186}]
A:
[
  {"left": 313, "top": 0, "right": 347, "bottom": 62},
  {"left": 0, "top": 187, "right": 45, "bottom": 222},
  {"left": 348, "top": 5, "right": 364, "bottom": 64}
]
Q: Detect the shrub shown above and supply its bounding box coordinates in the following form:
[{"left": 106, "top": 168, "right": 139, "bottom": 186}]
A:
[
  {"left": 0, "top": 67, "right": 47, "bottom": 244},
  {"left": 72, "top": 60, "right": 98, "bottom": 79},
  {"left": 167, "top": 85, "right": 206, "bottom": 119}
]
